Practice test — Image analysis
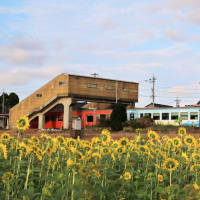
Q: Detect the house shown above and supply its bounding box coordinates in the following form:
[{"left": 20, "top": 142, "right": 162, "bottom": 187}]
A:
[{"left": 10, "top": 74, "right": 138, "bottom": 129}]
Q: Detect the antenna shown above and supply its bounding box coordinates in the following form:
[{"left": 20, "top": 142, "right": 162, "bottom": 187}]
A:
[
  {"left": 145, "top": 75, "right": 156, "bottom": 106},
  {"left": 91, "top": 73, "right": 99, "bottom": 78}
]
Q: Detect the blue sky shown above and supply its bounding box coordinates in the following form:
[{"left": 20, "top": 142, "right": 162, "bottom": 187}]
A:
[{"left": 1, "top": 0, "right": 200, "bottom": 107}]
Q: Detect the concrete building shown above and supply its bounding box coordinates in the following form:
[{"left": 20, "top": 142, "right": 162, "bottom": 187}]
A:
[{"left": 9, "top": 74, "right": 138, "bottom": 129}]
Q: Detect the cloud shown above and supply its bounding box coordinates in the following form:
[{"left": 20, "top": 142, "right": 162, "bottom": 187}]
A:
[
  {"left": 0, "top": 35, "right": 47, "bottom": 66},
  {"left": 164, "top": 27, "right": 187, "bottom": 41},
  {"left": 0, "top": 66, "right": 64, "bottom": 86}
]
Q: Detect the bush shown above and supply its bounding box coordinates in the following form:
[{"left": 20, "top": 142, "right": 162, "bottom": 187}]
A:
[
  {"left": 97, "top": 118, "right": 111, "bottom": 127},
  {"left": 130, "top": 117, "right": 153, "bottom": 130},
  {"left": 110, "top": 103, "right": 127, "bottom": 131}
]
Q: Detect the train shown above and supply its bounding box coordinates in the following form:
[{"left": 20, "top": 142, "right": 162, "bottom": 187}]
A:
[{"left": 127, "top": 106, "right": 200, "bottom": 127}]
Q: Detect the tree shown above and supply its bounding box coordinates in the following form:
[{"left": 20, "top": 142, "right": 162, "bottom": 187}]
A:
[
  {"left": 110, "top": 103, "right": 127, "bottom": 131},
  {"left": 0, "top": 92, "right": 19, "bottom": 113}
]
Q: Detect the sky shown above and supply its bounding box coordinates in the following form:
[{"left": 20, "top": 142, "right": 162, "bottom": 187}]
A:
[{"left": 0, "top": 0, "right": 200, "bottom": 107}]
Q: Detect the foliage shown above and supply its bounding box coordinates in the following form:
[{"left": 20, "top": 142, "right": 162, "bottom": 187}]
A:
[
  {"left": 0, "top": 92, "right": 19, "bottom": 113},
  {"left": 97, "top": 118, "right": 111, "bottom": 127},
  {"left": 129, "top": 116, "right": 153, "bottom": 130},
  {"left": 1, "top": 120, "right": 200, "bottom": 199},
  {"left": 110, "top": 103, "right": 127, "bottom": 131}
]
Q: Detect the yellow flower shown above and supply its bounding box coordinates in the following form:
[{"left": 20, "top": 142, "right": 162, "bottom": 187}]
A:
[
  {"left": 162, "top": 158, "right": 179, "bottom": 172},
  {"left": 2, "top": 172, "right": 14, "bottom": 184},
  {"left": 91, "top": 152, "right": 101, "bottom": 160},
  {"left": 0, "top": 133, "right": 11, "bottom": 142},
  {"left": 192, "top": 153, "right": 200, "bottom": 162},
  {"left": 16, "top": 116, "right": 30, "bottom": 131},
  {"left": 190, "top": 164, "right": 200, "bottom": 172},
  {"left": 147, "top": 130, "right": 159, "bottom": 140},
  {"left": 182, "top": 152, "right": 189, "bottom": 163},
  {"left": 157, "top": 174, "right": 163, "bottom": 182},
  {"left": 115, "top": 146, "right": 126, "bottom": 155},
  {"left": 121, "top": 172, "right": 132, "bottom": 181},
  {"left": 101, "top": 147, "right": 111, "bottom": 156},
  {"left": 172, "top": 137, "right": 182, "bottom": 147},
  {"left": 101, "top": 129, "right": 111, "bottom": 135},
  {"left": 119, "top": 137, "right": 129, "bottom": 147},
  {"left": 193, "top": 183, "right": 200, "bottom": 190},
  {"left": 67, "top": 159, "right": 74, "bottom": 167},
  {"left": 178, "top": 127, "right": 186, "bottom": 137},
  {"left": 56, "top": 136, "right": 65, "bottom": 144},
  {"left": 184, "top": 135, "right": 196, "bottom": 146},
  {"left": 0, "top": 144, "right": 7, "bottom": 159}
]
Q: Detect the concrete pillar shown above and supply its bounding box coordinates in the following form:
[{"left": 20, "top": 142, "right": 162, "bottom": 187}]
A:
[
  {"left": 38, "top": 114, "right": 44, "bottom": 129},
  {"left": 63, "top": 98, "right": 72, "bottom": 129}
]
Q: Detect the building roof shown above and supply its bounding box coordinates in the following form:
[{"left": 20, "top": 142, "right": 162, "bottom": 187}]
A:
[{"left": 145, "top": 103, "right": 173, "bottom": 108}]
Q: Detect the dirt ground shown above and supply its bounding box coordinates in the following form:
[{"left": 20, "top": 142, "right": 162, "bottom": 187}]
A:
[{"left": 1, "top": 128, "right": 200, "bottom": 140}]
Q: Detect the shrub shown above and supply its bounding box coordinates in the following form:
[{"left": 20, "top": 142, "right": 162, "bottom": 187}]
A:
[
  {"left": 97, "top": 118, "right": 111, "bottom": 127},
  {"left": 130, "top": 117, "right": 153, "bottom": 130}
]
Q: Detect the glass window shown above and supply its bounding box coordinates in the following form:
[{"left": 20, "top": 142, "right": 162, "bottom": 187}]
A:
[
  {"left": 180, "top": 112, "right": 188, "bottom": 120},
  {"left": 162, "top": 113, "right": 169, "bottom": 120},
  {"left": 88, "top": 84, "right": 98, "bottom": 88},
  {"left": 59, "top": 81, "right": 66, "bottom": 86},
  {"left": 190, "top": 112, "right": 198, "bottom": 120},
  {"left": 100, "top": 114, "right": 106, "bottom": 120},
  {"left": 140, "top": 113, "right": 144, "bottom": 118},
  {"left": 58, "top": 115, "right": 63, "bottom": 121},
  {"left": 153, "top": 113, "right": 160, "bottom": 120},
  {"left": 145, "top": 113, "right": 151, "bottom": 118},
  {"left": 106, "top": 86, "right": 114, "bottom": 90},
  {"left": 123, "top": 88, "right": 130, "bottom": 92},
  {"left": 171, "top": 112, "right": 179, "bottom": 120},
  {"left": 130, "top": 113, "right": 134, "bottom": 120},
  {"left": 36, "top": 94, "right": 42, "bottom": 98},
  {"left": 87, "top": 115, "right": 94, "bottom": 122}
]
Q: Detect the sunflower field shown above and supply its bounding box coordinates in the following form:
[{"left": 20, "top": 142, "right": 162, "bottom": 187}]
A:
[{"left": 1, "top": 118, "right": 200, "bottom": 199}]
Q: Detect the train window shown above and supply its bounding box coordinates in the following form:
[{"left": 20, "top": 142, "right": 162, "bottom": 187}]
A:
[
  {"left": 145, "top": 113, "right": 151, "bottom": 118},
  {"left": 162, "top": 113, "right": 169, "bottom": 120},
  {"left": 100, "top": 114, "right": 106, "bottom": 120},
  {"left": 130, "top": 113, "right": 134, "bottom": 120},
  {"left": 58, "top": 115, "right": 63, "bottom": 121},
  {"left": 171, "top": 112, "right": 179, "bottom": 120},
  {"left": 87, "top": 115, "right": 94, "bottom": 122},
  {"left": 190, "top": 112, "right": 198, "bottom": 120},
  {"left": 153, "top": 113, "right": 160, "bottom": 120},
  {"left": 140, "top": 113, "right": 144, "bottom": 118},
  {"left": 180, "top": 112, "right": 188, "bottom": 120}
]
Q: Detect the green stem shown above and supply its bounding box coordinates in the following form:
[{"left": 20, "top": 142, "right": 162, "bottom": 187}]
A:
[
  {"left": 24, "top": 155, "right": 32, "bottom": 190},
  {"left": 170, "top": 171, "right": 172, "bottom": 186}
]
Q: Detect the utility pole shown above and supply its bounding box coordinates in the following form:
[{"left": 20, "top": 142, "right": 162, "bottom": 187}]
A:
[
  {"left": 91, "top": 73, "right": 99, "bottom": 78},
  {"left": 116, "top": 81, "right": 118, "bottom": 104},
  {"left": 145, "top": 75, "right": 156, "bottom": 107},
  {"left": 2, "top": 90, "right": 4, "bottom": 114},
  {"left": 175, "top": 97, "right": 181, "bottom": 107}
]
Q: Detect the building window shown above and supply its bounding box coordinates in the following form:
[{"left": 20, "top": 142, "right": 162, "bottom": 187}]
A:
[
  {"left": 36, "top": 94, "right": 42, "bottom": 98},
  {"left": 130, "top": 113, "right": 134, "bottom": 120},
  {"left": 190, "top": 112, "right": 198, "bottom": 120},
  {"left": 171, "top": 112, "right": 179, "bottom": 120},
  {"left": 100, "top": 114, "right": 106, "bottom": 120},
  {"left": 45, "top": 116, "right": 50, "bottom": 122},
  {"left": 123, "top": 88, "right": 130, "bottom": 92},
  {"left": 140, "top": 113, "right": 144, "bottom": 118},
  {"left": 153, "top": 113, "right": 160, "bottom": 120},
  {"left": 145, "top": 113, "right": 151, "bottom": 118},
  {"left": 87, "top": 115, "right": 94, "bottom": 122},
  {"left": 52, "top": 116, "right": 56, "bottom": 122},
  {"left": 106, "top": 86, "right": 114, "bottom": 90},
  {"left": 59, "top": 81, "right": 66, "bottom": 86},
  {"left": 180, "top": 112, "right": 188, "bottom": 120},
  {"left": 162, "top": 113, "right": 169, "bottom": 120},
  {"left": 58, "top": 115, "right": 63, "bottom": 121},
  {"left": 88, "top": 83, "right": 98, "bottom": 88}
]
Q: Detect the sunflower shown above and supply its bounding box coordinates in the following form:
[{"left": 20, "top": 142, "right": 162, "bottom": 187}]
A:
[
  {"left": 79, "top": 166, "right": 88, "bottom": 176},
  {"left": 19, "top": 142, "right": 32, "bottom": 156},
  {"left": 16, "top": 116, "right": 29, "bottom": 131},
  {"left": 2, "top": 172, "right": 14, "bottom": 184},
  {"left": 67, "top": 159, "right": 75, "bottom": 167},
  {"left": 91, "top": 152, "right": 101, "bottom": 160},
  {"left": 147, "top": 130, "right": 159, "bottom": 140},
  {"left": 182, "top": 152, "right": 189, "bottom": 163},
  {"left": 121, "top": 172, "right": 132, "bottom": 181},
  {"left": 172, "top": 137, "right": 182, "bottom": 148},
  {"left": 101, "top": 129, "right": 111, "bottom": 135},
  {"left": 31, "top": 136, "right": 40, "bottom": 145},
  {"left": 162, "top": 158, "right": 179, "bottom": 171},
  {"left": 119, "top": 137, "right": 129, "bottom": 147},
  {"left": 101, "top": 147, "right": 111, "bottom": 156},
  {"left": 192, "top": 153, "right": 200, "bottom": 162},
  {"left": 91, "top": 137, "right": 101, "bottom": 146},
  {"left": 115, "top": 146, "right": 126, "bottom": 155},
  {"left": 56, "top": 136, "right": 65, "bottom": 144},
  {"left": 100, "top": 131, "right": 111, "bottom": 145},
  {"left": 178, "top": 127, "right": 186, "bottom": 137},
  {"left": 0, "top": 144, "right": 7, "bottom": 159},
  {"left": 190, "top": 164, "right": 200, "bottom": 172},
  {"left": 0, "top": 133, "right": 11, "bottom": 142},
  {"left": 184, "top": 135, "right": 196, "bottom": 146},
  {"left": 157, "top": 174, "right": 163, "bottom": 182}
]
